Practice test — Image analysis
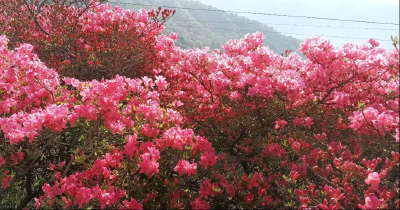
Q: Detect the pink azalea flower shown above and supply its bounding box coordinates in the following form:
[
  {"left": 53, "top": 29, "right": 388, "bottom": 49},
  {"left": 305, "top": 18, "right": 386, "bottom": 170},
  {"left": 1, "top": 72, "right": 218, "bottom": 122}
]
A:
[
  {"left": 0, "top": 156, "right": 5, "bottom": 167},
  {"left": 275, "top": 119, "right": 288, "bottom": 130},
  {"left": 1, "top": 171, "right": 13, "bottom": 189},
  {"left": 174, "top": 160, "right": 197, "bottom": 176},
  {"left": 368, "top": 38, "right": 380, "bottom": 47},
  {"left": 363, "top": 196, "right": 382, "bottom": 209},
  {"left": 365, "top": 172, "right": 381, "bottom": 190},
  {"left": 305, "top": 117, "right": 314, "bottom": 129},
  {"left": 293, "top": 117, "right": 304, "bottom": 128},
  {"left": 190, "top": 198, "right": 210, "bottom": 210}
]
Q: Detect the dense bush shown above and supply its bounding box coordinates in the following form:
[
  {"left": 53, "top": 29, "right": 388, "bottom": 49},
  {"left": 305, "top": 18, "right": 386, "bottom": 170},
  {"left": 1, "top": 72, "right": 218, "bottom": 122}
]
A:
[{"left": 0, "top": 1, "right": 399, "bottom": 209}]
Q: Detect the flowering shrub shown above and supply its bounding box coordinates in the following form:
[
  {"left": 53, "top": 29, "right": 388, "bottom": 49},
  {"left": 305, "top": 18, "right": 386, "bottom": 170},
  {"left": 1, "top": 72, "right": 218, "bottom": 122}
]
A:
[
  {"left": 0, "top": 0, "right": 174, "bottom": 80},
  {"left": 0, "top": 1, "right": 399, "bottom": 209}
]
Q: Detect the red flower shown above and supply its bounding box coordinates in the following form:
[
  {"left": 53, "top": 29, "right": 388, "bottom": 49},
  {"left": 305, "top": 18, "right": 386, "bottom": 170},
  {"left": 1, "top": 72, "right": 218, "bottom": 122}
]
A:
[
  {"left": 0, "top": 156, "right": 5, "bottom": 167},
  {"left": 244, "top": 192, "right": 254, "bottom": 204}
]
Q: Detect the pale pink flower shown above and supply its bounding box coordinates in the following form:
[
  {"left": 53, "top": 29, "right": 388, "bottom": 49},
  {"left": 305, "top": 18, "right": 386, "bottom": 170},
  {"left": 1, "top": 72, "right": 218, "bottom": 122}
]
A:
[
  {"left": 365, "top": 172, "right": 381, "bottom": 190},
  {"left": 363, "top": 196, "right": 382, "bottom": 209}
]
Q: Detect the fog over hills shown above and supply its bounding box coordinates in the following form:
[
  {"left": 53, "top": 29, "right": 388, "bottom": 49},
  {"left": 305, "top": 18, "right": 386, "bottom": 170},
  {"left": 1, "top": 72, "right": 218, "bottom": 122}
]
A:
[
  {"left": 110, "top": 0, "right": 304, "bottom": 55},
  {"left": 194, "top": 0, "right": 399, "bottom": 50}
]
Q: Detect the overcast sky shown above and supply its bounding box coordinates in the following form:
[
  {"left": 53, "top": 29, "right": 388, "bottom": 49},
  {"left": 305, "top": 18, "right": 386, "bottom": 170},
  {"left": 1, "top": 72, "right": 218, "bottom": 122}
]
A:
[{"left": 194, "top": 0, "right": 399, "bottom": 50}]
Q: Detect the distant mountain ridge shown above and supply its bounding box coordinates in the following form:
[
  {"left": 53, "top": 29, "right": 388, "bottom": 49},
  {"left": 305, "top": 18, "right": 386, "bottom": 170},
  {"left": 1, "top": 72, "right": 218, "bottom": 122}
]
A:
[{"left": 110, "top": 0, "right": 304, "bottom": 55}]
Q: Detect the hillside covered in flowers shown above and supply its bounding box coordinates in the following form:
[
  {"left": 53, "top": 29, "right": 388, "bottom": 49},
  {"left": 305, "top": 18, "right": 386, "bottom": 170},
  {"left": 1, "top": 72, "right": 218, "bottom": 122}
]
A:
[{"left": 0, "top": 0, "right": 399, "bottom": 209}]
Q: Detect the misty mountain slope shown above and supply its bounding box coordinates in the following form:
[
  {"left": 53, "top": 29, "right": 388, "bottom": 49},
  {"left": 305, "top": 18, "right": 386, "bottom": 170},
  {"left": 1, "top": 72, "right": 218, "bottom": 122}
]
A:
[{"left": 110, "top": 0, "right": 304, "bottom": 55}]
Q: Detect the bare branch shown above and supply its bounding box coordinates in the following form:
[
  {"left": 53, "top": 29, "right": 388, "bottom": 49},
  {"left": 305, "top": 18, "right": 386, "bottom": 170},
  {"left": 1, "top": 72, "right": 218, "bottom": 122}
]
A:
[
  {"left": 23, "top": 0, "right": 51, "bottom": 36},
  {"left": 25, "top": 139, "right": 53, "bottom": 172},
  {"left": 34, "top": 76, "right": 55, "bottom": 102},
  {"left": 62, "top": 125, "right": 96, "bottom": 177}
]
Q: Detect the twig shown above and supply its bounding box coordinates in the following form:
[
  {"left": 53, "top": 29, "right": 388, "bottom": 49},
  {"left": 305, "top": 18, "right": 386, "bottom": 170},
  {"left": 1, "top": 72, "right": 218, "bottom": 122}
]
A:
[
  {"left": 318, "top": 72, "right": 358, "bottom": 104},
  {"left": 23, "top": 0, "right": 50, "bottom": 36},
  {"left": 72, "top": 0, "right": 95, "bottom": 30},
  {"left": 393, "top": 44, "right": 399, "bottom": 54},
  {"left": 294, "top": 150, "right": 339, "bottom": 188},
  {"left": 33, "top": 76, "right": 55, "bottom": 102},
  {"left": 62, "top": 126, "right": 96, "bottom": 177},
  {"left": 36, "top": 0, "right": 48, "bottom": 13},
  {"left": 17, "top": 190, "right": 41, "bottom": 209},
  {"left": 301, "top": 158, "right": 337, "bottom": 187},
  {"left": 6, "top": 162, "right": 27, "bottom": 174},
  {"left": 25, "top": 139, "right": 53, "bottom": 172},
  {"left": 360, "top": 110, "right": 391, "bottom": 145}
]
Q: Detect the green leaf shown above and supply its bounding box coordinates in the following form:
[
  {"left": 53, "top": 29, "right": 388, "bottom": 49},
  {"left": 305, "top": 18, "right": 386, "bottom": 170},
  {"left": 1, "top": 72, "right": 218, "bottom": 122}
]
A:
[
  {"left": 357, "top": 101, "right": 366, "bottom": 110},
  {"left": 212, "top": 186, "right": 221, "bottom": 192},
  {"left": 392, "top": 35, "right": 399, "bottom": 45}
]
